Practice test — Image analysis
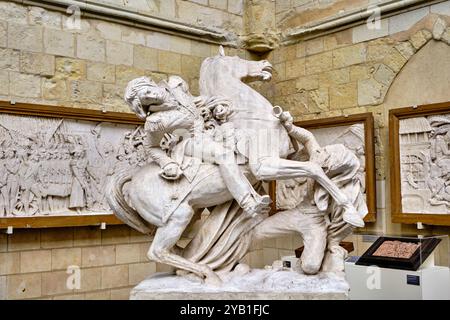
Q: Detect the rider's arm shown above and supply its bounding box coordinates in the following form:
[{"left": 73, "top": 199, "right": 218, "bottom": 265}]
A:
[
  {"left": 148, "top": 146, "right": 176, "bottom": 169},
  {"left": 144, "top": 116, "right": 177, "bottom": 169}
]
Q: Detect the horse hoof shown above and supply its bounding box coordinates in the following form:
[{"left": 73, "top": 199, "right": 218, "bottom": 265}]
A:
[
  {"left": 176, "top": 269, "right": 190, "bottom": 277},
  {"left": 204, "top": 273, "right": 222, "bottom": 287},
  {"left": 183, "top": 272, "right": 204, "bottom": 283},
  {"left": 233, "top": 263, "right": 250, "bottom": 276}
]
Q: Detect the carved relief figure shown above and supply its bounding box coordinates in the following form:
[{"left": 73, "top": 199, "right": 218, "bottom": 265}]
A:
[
  {"left": 0, "top": 150, "right": 7, "bottom": 216},
  {"left": 400, "top": 114, "right": 450, "bottom": 213},
  {"left": 5, "top": 148, "right": 21, "bottom": 214},
  {"left": 69, "top": 147, "right": 91, "bottom": 212}
]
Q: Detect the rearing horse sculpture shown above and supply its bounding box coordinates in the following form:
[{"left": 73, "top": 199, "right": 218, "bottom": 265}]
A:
[
  {"left": 106, "top": 48, "right": 363, "bottom": 285},
  {"left": 199, "top": 47, "right": 363, "bottom": 228}
]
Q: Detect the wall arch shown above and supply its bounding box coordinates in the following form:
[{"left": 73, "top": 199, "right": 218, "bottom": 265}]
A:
[
  {"left": 383, "top": 39, "right": 450, "bottom": 108},
  {"left": 380, "top": 25, "right": 450, "bottom": 235},
  {"left": 358, "top": 16, "right": 450, "bottom": 107}
]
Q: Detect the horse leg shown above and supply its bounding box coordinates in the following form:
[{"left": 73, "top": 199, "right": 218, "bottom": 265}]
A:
[
  {"left": 147, "top": 203, "right": 222, "bottom": 285},
  {"left": 250, "top": 157, "right": 364, "bottom": 227}
]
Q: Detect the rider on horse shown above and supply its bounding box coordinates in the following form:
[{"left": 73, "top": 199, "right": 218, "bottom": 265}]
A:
[{"left": 124, "top": 75, "right": 271, "bottom": 218}]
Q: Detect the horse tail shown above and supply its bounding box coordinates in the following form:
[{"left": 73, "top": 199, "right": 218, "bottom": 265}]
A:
[{"left": 105, "top": 168, "right": 155, "bottom": 235}]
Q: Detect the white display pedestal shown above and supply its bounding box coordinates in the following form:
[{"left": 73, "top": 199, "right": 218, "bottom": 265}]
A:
[
  {"left": 345, "top": 260, "right": 450, "bottom": 300},
  {"left": 130, "top": 270, "right": 349, "bottom": 300}
]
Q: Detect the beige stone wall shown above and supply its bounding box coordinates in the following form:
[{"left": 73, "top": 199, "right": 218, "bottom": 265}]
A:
[
  {"left": 276, "top": 0, "right": 385, "bottom": 30},
  {"left": 268, "top": 2, "right": 450, "bottom": 239},
  {"left": 84, "top": 0, "right": 244, "bottom": 32},
  {"left": 0, "top": 225, "right": 160, "bottom": 300},
  {"left": 0, "top": 1, "right": 248, "bottom": 111}
]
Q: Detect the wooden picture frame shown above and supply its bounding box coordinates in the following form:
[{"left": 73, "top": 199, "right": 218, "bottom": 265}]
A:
[
  {"left": 389, "top": 102, "right": 450, "bottom": 226},
  {"left": 274, "top": 112, "right": 377, "bottom": 222},
  {"left": 0, "top": 101, "right": 143, "bottom": 229}
]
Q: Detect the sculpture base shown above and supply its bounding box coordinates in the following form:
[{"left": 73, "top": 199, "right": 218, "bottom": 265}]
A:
[{"left": 130, "top": 269, "right": 349, "bottom": 300}]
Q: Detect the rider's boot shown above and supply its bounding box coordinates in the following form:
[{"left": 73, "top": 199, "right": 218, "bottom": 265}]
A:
[
  {"left": 240, "top": 193, "right": 271, "bottom": 217},
  {"left": 216, "top": 154, "right": 272, "bottom": 217}
]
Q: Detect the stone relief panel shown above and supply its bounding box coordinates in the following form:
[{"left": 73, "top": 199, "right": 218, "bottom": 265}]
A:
[
  {"left": 400, "top": 113, "right": 450, "bottom": 214},
  {"left": 310, "top": 123, "right": 366, "bottom": 192},
  {"left": 276, "top": 123, "right": 366, "bottom": 211},
  {"left": 0, "top": 113, "right": 145, "bottom": 217}
]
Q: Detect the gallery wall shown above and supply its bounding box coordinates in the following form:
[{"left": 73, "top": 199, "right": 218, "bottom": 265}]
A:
[
  {"left": 70, "top": 0, "right": 245, "bottom": 33},
  {"left": 1, "top": 0, "right": 450, "bottom": 300},
  {"left": 268, "top": 0, "right": 450, "bottom": 239},
  {"left": 275, "top": 0, "right": 388, "bottom": 29}
]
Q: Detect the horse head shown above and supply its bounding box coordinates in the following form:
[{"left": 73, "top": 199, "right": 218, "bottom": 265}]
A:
[{"left": 200, "top": 46, "right": 274, "bottom": 88}]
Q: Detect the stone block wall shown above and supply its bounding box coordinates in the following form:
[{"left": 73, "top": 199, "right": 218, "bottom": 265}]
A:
[
  {"left": 0, "top": 1, "right": 248, "bottom": 112},
  {"left": 0, "top": 225, "right": 163, "bottom": 299},
  {"left": 267, "top": 1, "right": 450, "bottom": 238},
  {"left": 81, "top": 0, "right": 244, "bottom": 32},
  {"left": 276, "top": 0, "right": 388, "bottom": 30}
]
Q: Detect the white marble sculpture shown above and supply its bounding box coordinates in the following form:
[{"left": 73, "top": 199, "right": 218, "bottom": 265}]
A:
[
  {"left": 106, "top": 47, "right": 367, "bottom": 288},
  {"left": 400, "top": 114, "right": 450, "bottom": 213},
  {"left": 0, "top": 115, "right": 144, "bottom": 217}
]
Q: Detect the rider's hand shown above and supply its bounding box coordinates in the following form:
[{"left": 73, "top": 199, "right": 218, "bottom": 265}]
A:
[
  {"left": 160, "top": 133, "right": 180, "bottom": 151},
  {"left": 161, "top": 162, "right": 182, "bottom": 180}
]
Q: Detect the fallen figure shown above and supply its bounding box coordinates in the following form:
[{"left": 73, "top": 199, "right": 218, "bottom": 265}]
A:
[{"left": 178, "top": 109, "right": 368, "bottom": 277}]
